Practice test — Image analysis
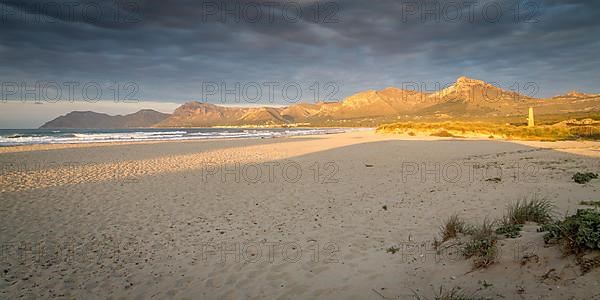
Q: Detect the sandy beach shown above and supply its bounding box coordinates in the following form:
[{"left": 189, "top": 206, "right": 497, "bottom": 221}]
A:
[{"left": 1, "top": 131, "right": 599, "bottom": 299}]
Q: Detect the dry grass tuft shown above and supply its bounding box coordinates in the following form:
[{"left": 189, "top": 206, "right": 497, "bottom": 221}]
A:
[
  {"left": 439, "top": 214, "right": 470, "bottom": 242},
  {"left": 412, "top": 286, "right": 485, "bottom": 300}
]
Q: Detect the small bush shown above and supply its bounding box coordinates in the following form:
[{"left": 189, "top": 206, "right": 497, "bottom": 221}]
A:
[
  {"left": 572, "top": 172, "right": 599, "bottom": 184},
  {"left": 540, "top": 209, "right": 600, "bottom": 254},
  {"left": 580, "top": 200, "right": 600, "bottom": 206},
  {"left": 408, "top": 131, "right": 416, "bottom": 136}
]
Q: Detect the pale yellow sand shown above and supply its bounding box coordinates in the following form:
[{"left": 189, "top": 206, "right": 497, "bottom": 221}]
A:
[{"left": 1, "top": 131, "right": 599, "bottom": 299}]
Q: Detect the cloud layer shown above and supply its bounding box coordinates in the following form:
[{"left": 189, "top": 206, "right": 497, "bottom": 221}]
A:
[{"left": 1, "top": 0, "right": 599, "bottom": 126}]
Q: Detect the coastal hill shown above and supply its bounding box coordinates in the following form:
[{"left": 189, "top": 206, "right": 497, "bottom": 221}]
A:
[
  {"left": 40, "top": 77, "right": 600, "bottom": 128},
  {"left": 40, "top": 109, "right": 170, "bottom": 129}
]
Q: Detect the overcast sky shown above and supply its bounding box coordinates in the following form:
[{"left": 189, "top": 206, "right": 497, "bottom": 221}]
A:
[{"left": 1, "top": 0, "right": 599, "bottom": 128}]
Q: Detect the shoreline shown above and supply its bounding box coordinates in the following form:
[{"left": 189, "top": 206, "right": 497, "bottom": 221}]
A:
[
  {"left": 2, "top": 130, "right": 599, "bottom": 156},
  {"left": 0, "top": 128, "right": 366, "bottom": 154}
]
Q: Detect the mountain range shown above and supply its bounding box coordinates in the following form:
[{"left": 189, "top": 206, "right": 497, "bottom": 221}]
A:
[{"left": 40, "top": 76, "right": 600, "bottom": 128}]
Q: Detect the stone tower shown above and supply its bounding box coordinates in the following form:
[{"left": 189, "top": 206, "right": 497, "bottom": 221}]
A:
[{"left": 528, "top": 107, "right": 535, "bottom": 127}]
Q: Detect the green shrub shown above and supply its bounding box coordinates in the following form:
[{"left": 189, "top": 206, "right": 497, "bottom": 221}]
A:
[
  {"left": 540, "top": 209, "right": 600, "bottom": 254},
  {"left": 386, "top": 246, "right": 400, "bottom": 254},
  {"left": 572, "top": 172, "right": 598, "bottom": 184}
]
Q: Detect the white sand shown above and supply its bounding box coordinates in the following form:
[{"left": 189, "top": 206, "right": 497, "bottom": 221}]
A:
[{"left": 1, "top": 131, "right": 599, "bottom": 299}]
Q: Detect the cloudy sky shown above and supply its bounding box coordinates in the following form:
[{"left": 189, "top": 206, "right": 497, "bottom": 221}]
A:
[{"left": 1, "top": 0, "right": 599, "bottom": 128}]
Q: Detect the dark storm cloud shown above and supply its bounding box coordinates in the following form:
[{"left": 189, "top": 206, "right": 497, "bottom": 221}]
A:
[{"left": 0, "top": 0, "right": 599, "bottom": 107}]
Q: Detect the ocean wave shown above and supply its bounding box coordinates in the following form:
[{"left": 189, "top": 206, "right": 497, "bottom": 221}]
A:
[{"left": 0, "top": 128, "right": 349, "bottom": 146}]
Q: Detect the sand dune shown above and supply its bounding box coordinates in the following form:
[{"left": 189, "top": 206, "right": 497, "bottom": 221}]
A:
[{"left": 1, "top": 132, "right": 599, "bottom": 299}]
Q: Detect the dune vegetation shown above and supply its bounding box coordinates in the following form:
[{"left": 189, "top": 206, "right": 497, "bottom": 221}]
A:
[{"left": 377, "top": 119, "right": 600, "bottom": 141}]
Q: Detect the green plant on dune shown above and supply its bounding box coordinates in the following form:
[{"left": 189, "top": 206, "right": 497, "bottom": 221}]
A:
[
  {"left": 386, "top": 246, "right": 400, "bottom": 254},
  {"left": 572, "top": 172, "right": 598, "bottom": 184},
  {"left": 436, "top": 217, "right": 499, "bottom": 268},
  {"left": 495, "top": 197, "right": 553, "bottom": 238},
  {"left": 431, "top": 198, "right": 600, "bottom": 274},
  {"left": 495, "top": 223, "right": 523, "bottom": 238},
  {"left": 462, "top": 219, "right": 497, "bottom": 269},
  {"left": 540, "top": 208, "right": 600, "bottom": 254}
]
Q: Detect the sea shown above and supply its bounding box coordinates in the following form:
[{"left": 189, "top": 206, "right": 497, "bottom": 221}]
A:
[{"left": 0, "top": 128, "right": 349, "bottom": 146}]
